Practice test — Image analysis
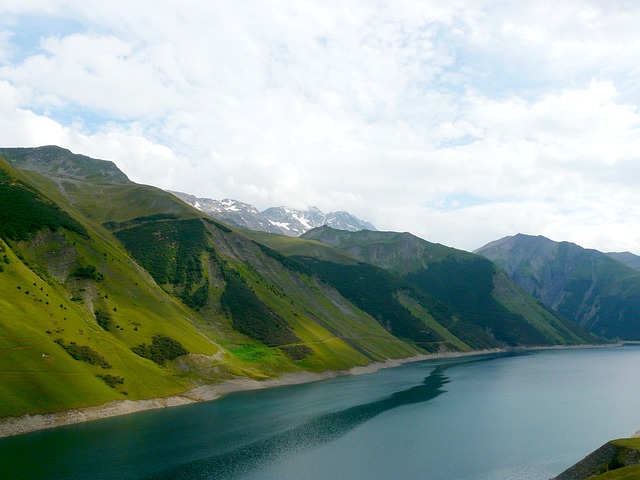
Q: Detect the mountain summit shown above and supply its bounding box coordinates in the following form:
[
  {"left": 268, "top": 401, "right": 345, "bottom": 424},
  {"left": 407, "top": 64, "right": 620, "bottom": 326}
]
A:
[
  {"left": 169, "top": 190, "right": 376, "bottom": 236},
  {"left": 475, "top": 233, "right": 640, "bottom": 339}
]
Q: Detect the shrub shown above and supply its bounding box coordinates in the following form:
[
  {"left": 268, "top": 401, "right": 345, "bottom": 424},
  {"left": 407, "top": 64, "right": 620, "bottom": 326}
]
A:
[
  {"left": 94, "top": 308, "right": 113, "bottom": 331},
  {"left": 114, "top": 218, "right": 210, "bottom": 309},
  {"left": 54, "top": 338, "right": 111, "bottom": 369},
  {"left": 96, "top": 374, "right": 124, "bottom": 389},
  {"left": 182, "top": 283, "right": 209, "bottom": 309},
  {"left": 279, "top": 344, "right": 313, "bottom": 361},
  {"left": 131, "top": 335, "right": 188, "bottom": 365},
  {"left": 70, "top": 265, "right": 104, "bottom": 281}
]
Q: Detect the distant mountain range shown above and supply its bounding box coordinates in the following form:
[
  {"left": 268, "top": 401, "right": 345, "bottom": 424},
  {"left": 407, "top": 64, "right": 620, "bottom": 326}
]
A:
[
  {"left": 168, "top": 190, "right": 377, "bottom": 236},
  {"left": 475, "top": 234, "right": 640, "bottom": 339}
]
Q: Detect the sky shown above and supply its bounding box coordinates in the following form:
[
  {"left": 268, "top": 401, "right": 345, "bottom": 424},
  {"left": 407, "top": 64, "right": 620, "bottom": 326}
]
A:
[{"left": 1, "top": 1, "right": 640, "bottom": 253}]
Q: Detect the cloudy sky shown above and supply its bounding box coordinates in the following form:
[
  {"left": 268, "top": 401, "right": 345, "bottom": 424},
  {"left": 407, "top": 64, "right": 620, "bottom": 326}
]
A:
[{"left": 2, "top": 1, "right": 640, "bottom": 253}]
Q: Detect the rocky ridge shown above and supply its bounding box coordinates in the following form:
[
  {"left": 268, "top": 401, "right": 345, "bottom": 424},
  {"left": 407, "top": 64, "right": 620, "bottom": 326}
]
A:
[{"left": 169, "top": 190, "right": 376, "bottom": 236}]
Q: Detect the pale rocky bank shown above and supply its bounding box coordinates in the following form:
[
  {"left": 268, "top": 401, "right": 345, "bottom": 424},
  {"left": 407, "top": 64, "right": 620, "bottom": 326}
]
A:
[{"left": 0, "top": 350, "right": 505, "bottom": 439}]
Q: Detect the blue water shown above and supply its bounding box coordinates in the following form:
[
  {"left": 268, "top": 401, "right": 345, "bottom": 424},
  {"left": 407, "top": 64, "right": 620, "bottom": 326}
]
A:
[{"left": 3, "top": 346, "right": 640, "bottom": 479}]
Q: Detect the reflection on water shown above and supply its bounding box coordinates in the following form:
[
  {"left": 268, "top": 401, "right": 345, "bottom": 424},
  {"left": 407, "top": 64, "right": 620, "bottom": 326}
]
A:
[{"left": 151, "top": 364, "right": 454, "bottom": 480}]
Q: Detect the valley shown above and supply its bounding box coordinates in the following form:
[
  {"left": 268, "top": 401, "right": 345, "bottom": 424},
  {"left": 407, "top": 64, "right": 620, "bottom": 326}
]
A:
[
  {"left": 2, "top": 146, "right": 640, "bottom": 478},
  {"left": 0, "top": 146, "right": 606, "bottom": 434}
]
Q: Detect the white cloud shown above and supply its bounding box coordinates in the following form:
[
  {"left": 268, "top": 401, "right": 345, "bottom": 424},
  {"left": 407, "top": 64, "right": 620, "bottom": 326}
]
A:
[{"left": 2, "top": 1, "right": 640, "bottom": 254}]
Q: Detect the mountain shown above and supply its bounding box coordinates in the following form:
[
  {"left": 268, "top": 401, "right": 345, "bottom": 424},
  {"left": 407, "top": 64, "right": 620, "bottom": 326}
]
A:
[
  {"left": 0, "top": 145, "right": 131, "bottom": 184},
  {"left": 257, "top": 227, "right": 596, "bottom": 348},
  {"left": 606, "top": 251, "right": 640, "bottom": 272},
  {"left": 0, "top": 147, "right": 414, "bottom": 420},
  {"left": 0, "top": 145, "right": 601, "bottom": 425},
  {"left": 167, "top": 192, "right": 279, "bottom": 233},
  {"left": 169, "top": 190, "right": 377, "bottom": 236},
  {"left": 475, "top": 234, "right": 640, "bottom": 339}
]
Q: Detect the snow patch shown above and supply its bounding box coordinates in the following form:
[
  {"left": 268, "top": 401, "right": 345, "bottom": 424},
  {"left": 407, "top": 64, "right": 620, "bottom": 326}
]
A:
[{"left": 269, "top": 220, "right": 292, "bottom": 230}]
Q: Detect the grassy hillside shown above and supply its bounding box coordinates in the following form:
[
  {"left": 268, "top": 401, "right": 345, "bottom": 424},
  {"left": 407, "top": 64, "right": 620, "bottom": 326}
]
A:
[
  {"left": 0, "top": 146, "right": 604, "bottom": 422},
  {"left": 252, "top": 230, "right": 497, "bottom": 351},
  {"left": 0, "top": 151, "right": 420, "bottom": 418},
  {"left": 300, "top": 227, "right": 595, "bottom": 347},
  {"left": 476, "top": 234, "right": 640, "bottom": 340}
]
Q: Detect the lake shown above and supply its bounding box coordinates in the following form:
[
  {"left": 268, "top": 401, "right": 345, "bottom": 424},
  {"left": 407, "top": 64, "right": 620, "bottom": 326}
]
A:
[{"left": 2, "top": 345, "right": 640, "bottom": 479}]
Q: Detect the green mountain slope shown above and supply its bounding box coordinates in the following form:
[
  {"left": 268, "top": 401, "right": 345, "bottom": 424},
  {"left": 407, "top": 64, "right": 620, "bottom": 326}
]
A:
[
  {"left": 0, "top": 148, "right": 420, "bottom": 419},
  {"left": 0, "top": 146, "right": 605, "bottom": 423},
  {"left": 249, "top": 230, "right": 492, "bottom": 351},
  {"left": 299, "top": 227, "right": 595, "bottom": 347},
  {"left": 0, "top": 145, "right": 130, "bottom": 184},
  {"left": 475, "top": 234, "right": 640, "bottom": 340},
  {"left": 606, "top": 251, "right": 640, "bottom": 272},
  {"left": 0, "top": 161, "right": 220, "bottom": 416}
]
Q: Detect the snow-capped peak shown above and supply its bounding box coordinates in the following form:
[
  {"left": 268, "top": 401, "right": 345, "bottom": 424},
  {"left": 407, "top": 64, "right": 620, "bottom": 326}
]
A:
[{"left": 168, "top": 190, "right": 376, "bottom": 236}]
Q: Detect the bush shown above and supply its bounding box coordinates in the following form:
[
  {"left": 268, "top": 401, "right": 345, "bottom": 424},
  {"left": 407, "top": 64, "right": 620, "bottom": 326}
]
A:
[
  {"left": 96, "top": 374, "right": 125, "bottom": 389},
  {"left": 297, "top": 257, "right": 443, "bottom": 348},
  {"left": 70, "top": 265, "right": 104, "bottom": 281},
  {"left": 279, "top": 344, "right": 313, "bottom": 361},
  {"left": 131, "top": 335, "right": 188, "bottom": 365},
  {"left": 94, "top": 308, "right": 113, "bottom": 331},
  {"left": 54, "top": 338, "right": 111, "bottom": 369},
  {"left": 182, "top": 283, "right": 209, "bottom": 309}
]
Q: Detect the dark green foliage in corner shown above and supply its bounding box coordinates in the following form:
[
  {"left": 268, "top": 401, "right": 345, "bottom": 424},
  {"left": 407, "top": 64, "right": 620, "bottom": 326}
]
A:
[
  {"left": 114, "top": 218, "right": 207, "bottom": 284},
  {"left": 220, "top": 265, "right": 300, "bottom": 346},
  {"left": 54, "top": 338, "right": 111, "bottom": 369},
  {"left": 70, "top": 265, "right": 105, "bottom": 281},
  {"left": 94, "top": 308, "right": 113, "bottom": 331},
  {"left": 0, "top": 164, "right": 88, "bottom": 241},
  {"left": 131, "top": 335, "right": 188, "bottom": 365}
]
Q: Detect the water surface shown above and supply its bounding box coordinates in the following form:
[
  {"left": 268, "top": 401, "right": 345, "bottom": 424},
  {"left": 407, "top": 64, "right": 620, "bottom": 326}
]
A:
[{"left": 3, "top": 346, "right": 640, "bottom": 479}]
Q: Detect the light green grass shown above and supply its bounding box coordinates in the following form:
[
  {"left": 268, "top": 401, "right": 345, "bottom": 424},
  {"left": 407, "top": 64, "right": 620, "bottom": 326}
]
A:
[
  {"left": 0, "top": 166, "right": 426, "bottom": 420},
  {"left": 0, "top": 230, "right": 219, "bottom": 417}
]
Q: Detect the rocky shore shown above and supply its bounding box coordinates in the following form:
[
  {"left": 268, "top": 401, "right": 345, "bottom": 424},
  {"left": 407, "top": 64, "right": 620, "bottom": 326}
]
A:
[{"left": 1, "top": 351, "right": 494, "bottom": 439}]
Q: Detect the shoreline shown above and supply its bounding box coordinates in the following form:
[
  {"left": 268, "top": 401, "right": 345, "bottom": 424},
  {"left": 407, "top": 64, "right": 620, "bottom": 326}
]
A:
[{"left": 0, "top": 344, "right": 619, "bottom": 439}]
